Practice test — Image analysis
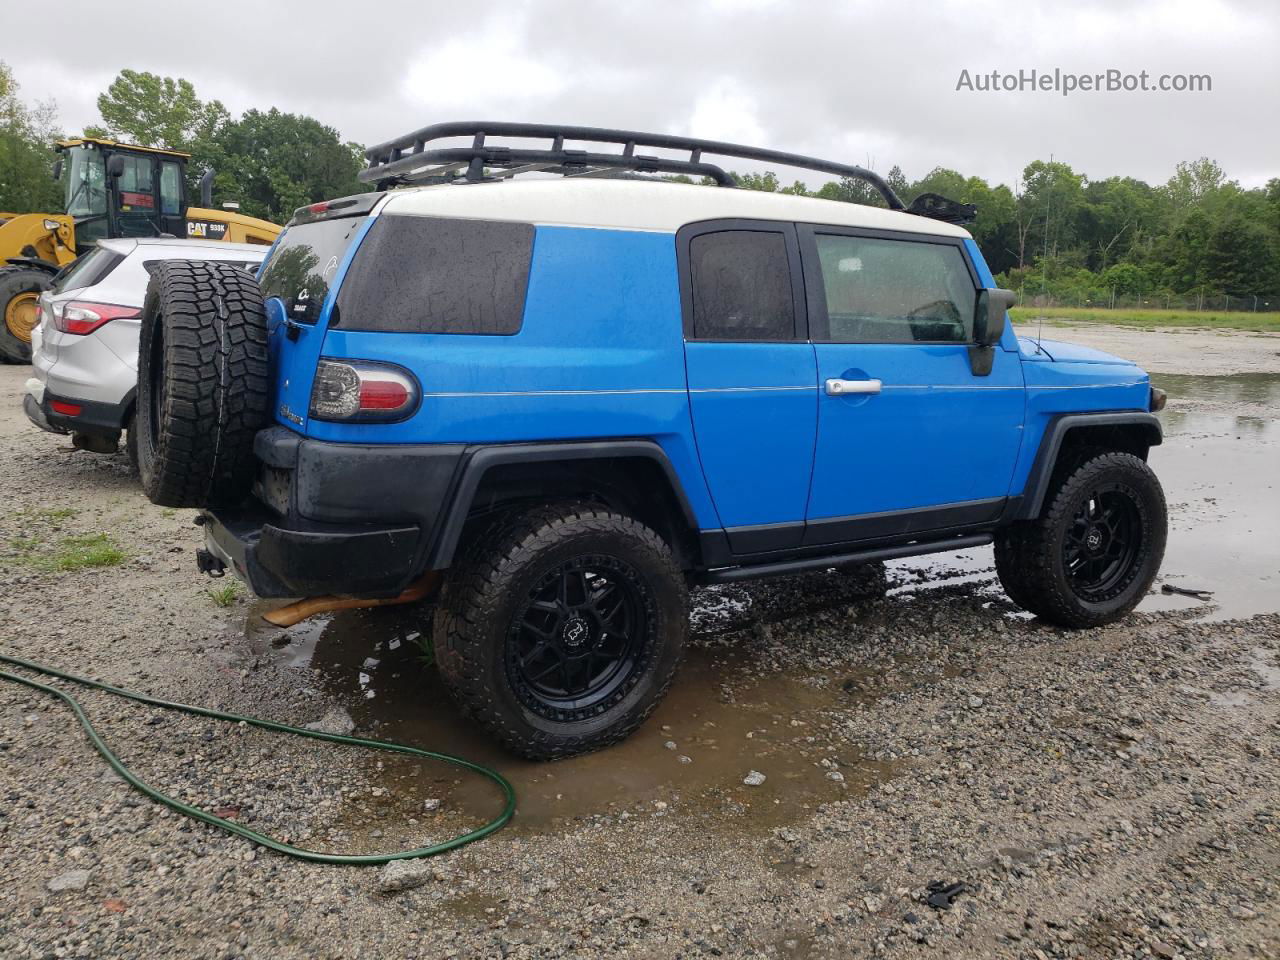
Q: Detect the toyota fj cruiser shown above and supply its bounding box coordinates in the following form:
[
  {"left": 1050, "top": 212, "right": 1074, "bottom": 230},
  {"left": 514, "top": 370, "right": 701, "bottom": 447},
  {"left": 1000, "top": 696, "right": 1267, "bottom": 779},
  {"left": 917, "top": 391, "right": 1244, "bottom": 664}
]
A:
[{"left": 134, "top": 123, "right": 1168, "bottom": 758}]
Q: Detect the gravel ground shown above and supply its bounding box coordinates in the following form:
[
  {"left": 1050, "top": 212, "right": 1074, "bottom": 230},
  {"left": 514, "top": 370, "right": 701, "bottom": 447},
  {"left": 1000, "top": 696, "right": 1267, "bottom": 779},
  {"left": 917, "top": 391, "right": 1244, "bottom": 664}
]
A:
[{"left": 1, "top": 328, "right": 1278, "bottom": 959}]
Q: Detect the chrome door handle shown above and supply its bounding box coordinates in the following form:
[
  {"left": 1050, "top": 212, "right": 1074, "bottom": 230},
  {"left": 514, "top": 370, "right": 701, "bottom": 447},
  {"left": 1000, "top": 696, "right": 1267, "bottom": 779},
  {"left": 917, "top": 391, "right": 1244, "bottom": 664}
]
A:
[{"left": 825, "top": 378, "right": 882, "bottom": 396}]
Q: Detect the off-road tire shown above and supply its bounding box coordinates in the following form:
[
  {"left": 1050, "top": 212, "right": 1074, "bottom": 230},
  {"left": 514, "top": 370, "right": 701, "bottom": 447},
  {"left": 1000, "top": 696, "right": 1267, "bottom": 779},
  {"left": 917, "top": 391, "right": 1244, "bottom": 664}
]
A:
[
  {"left": 0, "top": 266, "right": 53, "bottom": 364},
  {"left": 994, "top": 452, "right": 1166, "bottom": 627},
  {"left": 124, "top": 412, "right": 139, "bottom": 474},
  {"left": 434, "top": 502, "right": 688, "bottom": 759},
  {"left": 136, "top": 260, "right": 269, "bottom": 507}
]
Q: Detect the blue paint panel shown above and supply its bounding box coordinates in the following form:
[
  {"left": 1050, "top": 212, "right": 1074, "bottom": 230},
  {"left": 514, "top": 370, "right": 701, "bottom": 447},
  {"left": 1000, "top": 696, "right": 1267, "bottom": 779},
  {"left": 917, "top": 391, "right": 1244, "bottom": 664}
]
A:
[
  {"left": 313, "top": 225, "right": 720, "bottom": 528},
  {"left": 1008, "top": 360, "right": 1151, "bottom": 496},
  {"left": 808, "top": 342, "right": 1025, "bottom": 517},
  {"left": 684, "top": 342, "right": 818, "bottom": 531},
  {"left": 268, "top": 216, "right": 376, "bottom": 431}
]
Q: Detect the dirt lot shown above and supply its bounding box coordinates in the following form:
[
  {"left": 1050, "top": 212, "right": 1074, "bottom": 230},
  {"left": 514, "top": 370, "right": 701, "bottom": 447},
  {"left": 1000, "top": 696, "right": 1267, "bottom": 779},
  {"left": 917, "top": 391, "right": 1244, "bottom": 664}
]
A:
[{"left": 2, "top": 326, "right": 1278, "bottom": 960}]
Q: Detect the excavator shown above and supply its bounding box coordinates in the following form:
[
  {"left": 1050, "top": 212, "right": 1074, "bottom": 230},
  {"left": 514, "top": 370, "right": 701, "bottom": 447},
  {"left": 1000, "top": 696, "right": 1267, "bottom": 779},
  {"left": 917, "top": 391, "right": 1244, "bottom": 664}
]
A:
[{"left": 0, "top": 138, "right": 280, "bottom": 362}]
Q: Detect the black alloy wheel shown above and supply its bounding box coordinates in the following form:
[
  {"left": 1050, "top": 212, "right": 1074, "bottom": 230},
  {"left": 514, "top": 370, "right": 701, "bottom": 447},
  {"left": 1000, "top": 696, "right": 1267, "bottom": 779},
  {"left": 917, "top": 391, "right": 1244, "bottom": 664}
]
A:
[{"left": 508, "top": 555, "right": 650, "bottom": 721}]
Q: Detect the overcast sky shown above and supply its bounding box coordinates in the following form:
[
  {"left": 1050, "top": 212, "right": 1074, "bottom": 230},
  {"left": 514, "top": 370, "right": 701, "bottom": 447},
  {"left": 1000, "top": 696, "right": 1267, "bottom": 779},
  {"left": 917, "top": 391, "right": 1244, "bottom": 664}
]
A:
[{"left": 4, "top": 0, "right": 1277, "bottom": 190}]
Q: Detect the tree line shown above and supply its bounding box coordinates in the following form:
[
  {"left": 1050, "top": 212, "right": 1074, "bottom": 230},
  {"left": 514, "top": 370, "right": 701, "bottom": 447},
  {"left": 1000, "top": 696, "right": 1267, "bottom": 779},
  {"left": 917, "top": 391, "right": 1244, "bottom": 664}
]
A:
[
  {"left": 712, "top": 159, "right": 1280, "bottom": 302},
  {"left": 1, "top": 64, "right": 364, "bottom": 226},
  {"left": 3, "top": 62, "right": 1278, "bottom": 301}
]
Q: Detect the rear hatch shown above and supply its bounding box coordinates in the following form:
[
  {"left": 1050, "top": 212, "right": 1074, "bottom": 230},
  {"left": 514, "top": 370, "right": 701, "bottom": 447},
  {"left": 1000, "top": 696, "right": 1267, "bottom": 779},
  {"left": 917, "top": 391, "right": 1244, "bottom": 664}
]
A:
[
  {"left": 256, "top": 194, "right": 381, "bottom": 432},
  {"left": 37, "top": 242, "right": 129, "bottom": 366}
]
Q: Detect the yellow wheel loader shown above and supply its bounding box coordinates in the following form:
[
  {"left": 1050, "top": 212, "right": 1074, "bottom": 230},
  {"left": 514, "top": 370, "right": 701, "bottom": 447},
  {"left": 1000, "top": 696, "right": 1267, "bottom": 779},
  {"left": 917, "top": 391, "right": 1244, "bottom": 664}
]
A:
[{"left": 0, "top": 138, "right": 280, "bottom": 363}]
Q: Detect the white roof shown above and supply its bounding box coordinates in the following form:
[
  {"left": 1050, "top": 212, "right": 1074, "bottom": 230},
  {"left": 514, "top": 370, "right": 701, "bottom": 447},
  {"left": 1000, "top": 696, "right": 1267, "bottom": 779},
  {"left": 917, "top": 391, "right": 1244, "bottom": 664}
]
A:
[
  {"left": 97, "top": 237, "right": 269, "bottom": 257},
  {"left": 376, "top": 177, "right": 972, "bottom": 238}
]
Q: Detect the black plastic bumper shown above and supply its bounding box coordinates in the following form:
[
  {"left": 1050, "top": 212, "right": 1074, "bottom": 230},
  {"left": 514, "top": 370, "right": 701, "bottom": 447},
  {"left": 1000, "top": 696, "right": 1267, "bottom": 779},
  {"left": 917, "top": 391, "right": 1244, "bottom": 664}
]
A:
[
  {"left": 201, "top": 502, "right": 421, "bottom": 598},
  {"left": 24, "top": 388, "right": 133, "bottom": 439},
  {"left": 201, "top": 427, "right": 466, "bottom": 598}
]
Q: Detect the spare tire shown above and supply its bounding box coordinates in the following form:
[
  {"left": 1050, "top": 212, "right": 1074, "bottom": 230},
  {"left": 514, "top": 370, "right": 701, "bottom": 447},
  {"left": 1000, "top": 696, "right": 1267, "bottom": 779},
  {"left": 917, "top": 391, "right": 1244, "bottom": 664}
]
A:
[{"left": 136, "top": 260, "right": 270, "bottom": 508}]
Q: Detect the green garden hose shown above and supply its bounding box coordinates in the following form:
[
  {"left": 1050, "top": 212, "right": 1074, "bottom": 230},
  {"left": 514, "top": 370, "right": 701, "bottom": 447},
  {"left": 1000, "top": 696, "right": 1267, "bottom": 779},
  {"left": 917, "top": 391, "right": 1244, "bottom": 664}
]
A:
[{"left": 0, "top": 652, "right": 515, "bottom": 865}]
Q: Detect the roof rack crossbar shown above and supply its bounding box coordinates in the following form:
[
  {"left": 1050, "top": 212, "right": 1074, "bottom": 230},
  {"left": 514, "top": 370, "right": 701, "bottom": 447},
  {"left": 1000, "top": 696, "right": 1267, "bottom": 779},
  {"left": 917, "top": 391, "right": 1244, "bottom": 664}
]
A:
[{"left": 361, "top": 121, "right": 906, "bottom": 210}]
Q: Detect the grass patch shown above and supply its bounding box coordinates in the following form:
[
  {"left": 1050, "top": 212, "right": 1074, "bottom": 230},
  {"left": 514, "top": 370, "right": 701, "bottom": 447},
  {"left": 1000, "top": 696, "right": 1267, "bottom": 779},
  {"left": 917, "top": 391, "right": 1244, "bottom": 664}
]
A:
[
  {"left": 42, "top": 533, "right": 126, "bottom": 572},
  {"left": 412, "top": 627, "right": 436, "bottom": 669},
  {"left": 207, "top": 582, "right": 240, "bottom": 607},
  {"left": 8, "top": 537, "right": 40, "bottom": 557},
  {"left": 1010, "top": 306, "right": 1280, "bottom": 334},
  {"left": 33, "top": 507, "right": 78, "bottom": 521}
]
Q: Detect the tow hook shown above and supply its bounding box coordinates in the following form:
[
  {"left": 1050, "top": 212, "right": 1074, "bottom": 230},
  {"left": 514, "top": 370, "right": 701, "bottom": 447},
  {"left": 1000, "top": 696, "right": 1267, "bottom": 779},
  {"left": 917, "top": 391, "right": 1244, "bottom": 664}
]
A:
[{"left": 196, "top": 549, "right": 226, "bottom": 578}]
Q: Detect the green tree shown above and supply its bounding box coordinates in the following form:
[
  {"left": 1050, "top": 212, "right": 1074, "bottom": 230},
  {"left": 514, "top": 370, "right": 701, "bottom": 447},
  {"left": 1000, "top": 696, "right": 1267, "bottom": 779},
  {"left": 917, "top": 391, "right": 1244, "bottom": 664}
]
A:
[
  {"left": 1079, "top": 177, "right": 1158, "bottom": 271},
  {"left": 0, "top": 61, "right": 63, "bottom": 213},
  {"left": 1203, "top": 217, "right": 1278, "bottom": 295},
  {"left": 733, "top": 170, "right": 782, "bottom": 192},
  {"left": 1163, "top": 157, "right": 1226, "bottom": 211},
  {"left": 91, "top": 70, "right": 228, "bottom": 150},
  {"left": 1020, "top": 160, "right": 1087, "bottom": 264},
  {"left": 203, "top": 109, "right": 366, "bottom": 222}
]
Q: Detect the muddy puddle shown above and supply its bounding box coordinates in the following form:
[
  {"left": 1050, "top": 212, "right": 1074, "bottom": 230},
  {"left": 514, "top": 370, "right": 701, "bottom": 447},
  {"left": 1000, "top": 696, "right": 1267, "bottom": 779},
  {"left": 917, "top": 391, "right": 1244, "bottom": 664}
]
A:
[
  {"left": 237, "top": 370, "right": 1276, "bottom": 842},
  {"left": 1143, "top": 372, "right": 1280, "bottom": 620},
  {"left": 884, "top": 371, "right": 1280, "bottom": 622},
  {"left": 246, "top": 600, "right": 898, "bottom": 840}
]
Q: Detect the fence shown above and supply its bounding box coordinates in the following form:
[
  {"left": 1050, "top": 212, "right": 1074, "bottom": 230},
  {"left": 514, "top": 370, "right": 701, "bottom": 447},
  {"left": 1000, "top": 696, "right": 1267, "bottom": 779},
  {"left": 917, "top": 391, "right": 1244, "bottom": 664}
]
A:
[{"left": 1015, "top": 290, "right": 1277, "bottom": 313}]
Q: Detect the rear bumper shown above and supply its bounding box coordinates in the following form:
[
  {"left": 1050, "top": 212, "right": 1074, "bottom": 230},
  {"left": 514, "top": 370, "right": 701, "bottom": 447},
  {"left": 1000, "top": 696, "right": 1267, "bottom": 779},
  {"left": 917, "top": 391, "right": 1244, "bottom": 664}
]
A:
[
  {"left": 200, "top": 427, "right": 466, "bottom": 598},
  {"left": 201, "top": 503, "right": 420, "bottom": 598},
  {"left": 24, "top": 386, "right": 133, "bottom": 439}
]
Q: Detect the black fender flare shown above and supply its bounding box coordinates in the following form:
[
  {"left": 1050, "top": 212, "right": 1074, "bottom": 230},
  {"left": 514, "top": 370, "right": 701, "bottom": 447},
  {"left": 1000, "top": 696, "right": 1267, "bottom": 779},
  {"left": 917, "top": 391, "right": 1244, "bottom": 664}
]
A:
[
  {"left": 1016, "top": 412, "right": 1163, "bottom": 520},
  {"left": 427, "top": 440, "right": 702, "bottom": 569}
]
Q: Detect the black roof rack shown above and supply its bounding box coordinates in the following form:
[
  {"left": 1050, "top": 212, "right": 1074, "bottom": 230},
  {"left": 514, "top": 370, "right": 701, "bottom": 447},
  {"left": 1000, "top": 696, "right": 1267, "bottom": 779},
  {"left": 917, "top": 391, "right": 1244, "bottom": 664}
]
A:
[{"left": 360, "top": 121, "right": 909, "bottom": 213}]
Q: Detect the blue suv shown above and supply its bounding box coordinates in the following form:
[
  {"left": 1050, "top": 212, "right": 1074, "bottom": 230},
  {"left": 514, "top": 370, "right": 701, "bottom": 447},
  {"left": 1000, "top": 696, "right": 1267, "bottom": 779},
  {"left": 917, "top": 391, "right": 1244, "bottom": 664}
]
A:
[{"left": 133, "top": 124, "right": 1167, "bottom": 757}]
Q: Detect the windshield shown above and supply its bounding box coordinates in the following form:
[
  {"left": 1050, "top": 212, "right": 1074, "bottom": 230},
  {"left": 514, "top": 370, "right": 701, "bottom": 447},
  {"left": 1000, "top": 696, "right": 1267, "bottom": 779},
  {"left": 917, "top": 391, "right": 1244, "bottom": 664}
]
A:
[
  {"left": 64, "top": 146, "right": 108, "bottom": 218},
  {"left": 257, "top": 217, "right": 365, "bottom": 322}
]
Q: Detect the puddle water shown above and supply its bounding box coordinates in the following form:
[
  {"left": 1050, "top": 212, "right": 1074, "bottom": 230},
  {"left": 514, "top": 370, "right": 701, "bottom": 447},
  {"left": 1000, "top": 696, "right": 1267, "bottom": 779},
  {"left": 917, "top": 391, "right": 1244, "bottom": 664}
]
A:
[
  {"left": 1144, "top": 372, "right": 1280, "bottom": 621},
  {"left": 246, "top": 601, "right": 896, "bottom": 838},
  {"left": 235, "top": 370, "right": 1276, "bottom": 840},
  {"left": 886, "top": 372, "right": 1280, "bottom": 622}
]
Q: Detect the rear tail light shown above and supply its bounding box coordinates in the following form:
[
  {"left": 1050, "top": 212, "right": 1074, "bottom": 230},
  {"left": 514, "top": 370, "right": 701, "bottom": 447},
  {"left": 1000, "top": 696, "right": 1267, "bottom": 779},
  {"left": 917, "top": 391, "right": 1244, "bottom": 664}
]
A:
[
  {"left": 53, "top": 301, "right": 139, "bottom": 336},
  {"left": 309, "top": 359, "right": 419, "bottom": 422}
]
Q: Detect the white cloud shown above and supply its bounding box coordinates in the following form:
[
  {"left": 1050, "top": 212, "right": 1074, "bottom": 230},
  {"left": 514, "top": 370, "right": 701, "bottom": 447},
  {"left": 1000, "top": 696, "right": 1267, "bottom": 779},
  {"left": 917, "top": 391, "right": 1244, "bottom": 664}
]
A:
[
  {"left": 686, "top": 81, "right": 766, "bottom": 145},
  {"left": 1, "top": 0, "right": 1276, "bottom": 189},
  {"left": 403, "top": 18, "right": 570, "bottom": 114}
]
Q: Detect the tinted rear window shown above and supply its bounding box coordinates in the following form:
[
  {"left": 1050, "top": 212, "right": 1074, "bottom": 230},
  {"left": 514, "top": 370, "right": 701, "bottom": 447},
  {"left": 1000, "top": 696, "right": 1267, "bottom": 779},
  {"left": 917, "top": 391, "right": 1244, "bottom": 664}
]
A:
[
  {"left": 53, "top": 247, "right": 124, "bottom": 293},
  {"left": 258, "top": 217, "right": 365, "bottom": 321},
  {"left": 333, "top": 215, "right": 534, "bottom": 335},
  {"left": 689, "top": 230, "right": 795, "bottom": 341}
]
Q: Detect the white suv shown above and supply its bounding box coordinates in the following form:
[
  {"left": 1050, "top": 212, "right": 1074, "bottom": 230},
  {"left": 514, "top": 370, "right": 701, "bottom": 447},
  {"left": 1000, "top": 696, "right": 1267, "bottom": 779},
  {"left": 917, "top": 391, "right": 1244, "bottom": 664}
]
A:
[{"left": 24, "top": 238, "right": 266, "bottom": 459}]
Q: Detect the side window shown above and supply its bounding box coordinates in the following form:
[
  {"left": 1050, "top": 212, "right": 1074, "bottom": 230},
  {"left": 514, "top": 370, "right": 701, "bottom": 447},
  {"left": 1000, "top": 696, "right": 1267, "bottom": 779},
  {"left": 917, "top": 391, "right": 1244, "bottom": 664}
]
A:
[
  {"left": 334, "top": 215, "right": 534, "bottom": 335},
  {"left": 117, "top": 156, "right": 155, "bottom": 211},
  {"left": 813, "top": 234, "right": 976, "bottom": 343},
  {"left": 689, "top": 230, "right": 794, "bottom": 341},
  {"left": 159, "top": 161, "right": 182, "bottom": 215}
]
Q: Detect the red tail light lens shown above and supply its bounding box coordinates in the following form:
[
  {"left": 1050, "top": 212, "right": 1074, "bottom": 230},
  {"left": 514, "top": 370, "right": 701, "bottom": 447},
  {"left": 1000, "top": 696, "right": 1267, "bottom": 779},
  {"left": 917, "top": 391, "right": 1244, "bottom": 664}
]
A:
[
  {"left": 309, "top": 359, "right": 419, "bottom": 422},
  {"left": 53, "top": 301, "right": 139, "bottom": 335}
]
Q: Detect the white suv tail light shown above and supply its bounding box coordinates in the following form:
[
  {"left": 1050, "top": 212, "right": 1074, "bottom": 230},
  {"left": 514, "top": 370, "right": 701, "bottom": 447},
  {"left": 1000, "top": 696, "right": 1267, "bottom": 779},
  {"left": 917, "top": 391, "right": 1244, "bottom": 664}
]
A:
[
  {"left": 309, "top": 359, "right": 420, "bottom": 422},
  {"left": 52, "top": 300, "right": 139, "bottom": 336}
]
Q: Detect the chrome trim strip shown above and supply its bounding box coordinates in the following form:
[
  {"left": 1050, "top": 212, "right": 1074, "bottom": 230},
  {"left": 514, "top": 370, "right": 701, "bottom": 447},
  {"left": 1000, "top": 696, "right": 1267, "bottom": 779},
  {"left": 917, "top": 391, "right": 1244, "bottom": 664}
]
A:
[
  {"left": 417, "top": 381, "right": 1145, "bottom": 400},
  {"left": 422, "top": 388, "right": 686, "bottom": 398},
  {"left": 420, "top": 386, "right": 814, "bottom": 398}
]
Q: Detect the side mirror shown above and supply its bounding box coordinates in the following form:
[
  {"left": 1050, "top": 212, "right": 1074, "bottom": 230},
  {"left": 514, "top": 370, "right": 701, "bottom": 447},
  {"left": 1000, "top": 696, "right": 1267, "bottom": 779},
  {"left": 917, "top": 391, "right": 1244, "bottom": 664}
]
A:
[
  {"left": 51, "top": 159, "right": 63, "bottom": 181},
  {"left": 975, "top": 287, "right": 1015, "bottom": 346},
  {"left": 199, "top": 168, "right": 215, "bottom": 208},
  {"left": 105, "top": 155, "right": 125, "bottom": 178}
]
